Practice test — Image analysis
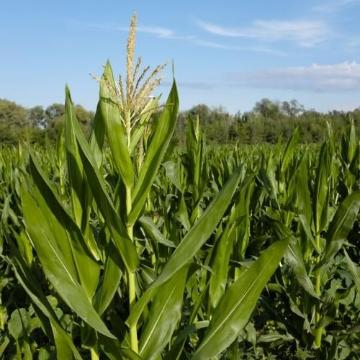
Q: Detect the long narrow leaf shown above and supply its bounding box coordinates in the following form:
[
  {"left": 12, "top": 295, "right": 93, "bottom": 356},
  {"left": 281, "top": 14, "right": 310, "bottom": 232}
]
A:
[
  {"left": 68, "top": 93, "right": 138, "bottom": 272},
  {"left": 322, "top": 191, "right": 360, "bottom": 263},
  {"left": 193, "top": 238, "right": 289, "bottom": 359},
  {"left": 129, "top": 81, "right": 179, "bottom": 225},
  {"left": 127, "top": 169, "right": 241, "bottom": 327},
  {"left": 100, "top": 62, "right": 134, "bottom": 188},
  {"left": 139, "top": 267, "right": 188, "bottom": 359},
  {"left": 28, "top": 153, "right": 100, "bottom": 299},
  {"left": 21, "top": 186, "right": 114, "bottom": 338}
]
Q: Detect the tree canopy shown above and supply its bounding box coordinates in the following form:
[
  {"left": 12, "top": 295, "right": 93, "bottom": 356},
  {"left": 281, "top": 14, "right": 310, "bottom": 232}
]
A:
[{"left": 0, "top": 97, "right": 359, "bottom": 146}]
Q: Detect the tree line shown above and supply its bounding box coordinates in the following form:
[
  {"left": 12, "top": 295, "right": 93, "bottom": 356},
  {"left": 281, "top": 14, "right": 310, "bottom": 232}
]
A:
[
  {"left": 0, "top": 99, "right": 93, "bottom": 145},
  {"left": 1, "top": 97, "right": 359, "bottom": 146}
]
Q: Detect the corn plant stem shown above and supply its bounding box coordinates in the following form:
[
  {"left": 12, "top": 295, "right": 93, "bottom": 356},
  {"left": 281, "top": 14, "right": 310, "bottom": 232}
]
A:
[
  {"left": 314, "top": 233, "right": 323, "bottom": 348},
  {"left": 128, "top": 270, "right": 138, "bottom": 353},
  {"left": 90, "top": 347, "right": 99, "bottom": 360},
  {"left": 126, "top": 185, "right": 139, "bottom": 353}
]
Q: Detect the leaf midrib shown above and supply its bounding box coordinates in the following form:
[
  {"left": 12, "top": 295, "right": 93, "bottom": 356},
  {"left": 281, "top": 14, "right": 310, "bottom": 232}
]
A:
[{"left": 196, "top": 250, "right": 278, "bottom": 354}]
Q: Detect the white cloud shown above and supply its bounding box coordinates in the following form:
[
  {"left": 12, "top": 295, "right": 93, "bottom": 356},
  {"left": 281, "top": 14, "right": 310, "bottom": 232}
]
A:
[
  {"left": 190, "top": 39, "right": 287, "bottom": 55},
  {"left": 345, "top": 38, "right": 360, "bottom": 51},
  {"left": 313, "top": 0, "right": 360, "bottom": 13},
  {"left": 82, "top": 22, "right": 178, "bottom": 39},
  {"left": 196, "top": 19, "right": 330, "bottom": 47},
  {"left": 72, "top": 20, "right": 286, "bottom": 55},
  {"left": 137, "top": 26, "right": 175, "bottom": 38},
  {"left": 225, "top": 62, "right": 360, "bottom": 91}
]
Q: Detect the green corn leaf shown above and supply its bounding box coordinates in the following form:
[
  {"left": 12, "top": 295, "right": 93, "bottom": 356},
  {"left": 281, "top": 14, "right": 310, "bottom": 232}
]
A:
[
  {"left": 322, "top": 191, "right": 360, "bottom": 264},
  {"left": 209, "top": 210, "right": 236, "bottom": 309},
  {"left": 286, "top": 238, "right": 318, "bottom": 298},
  {"left": 65, "top": 86, "right": 86, "bottom": 229},
  {"left": 28, "top": 153, "right": 100, "bottom": 299},
  {"left": 15, "top": 231, "right": 33, "bottom": 267},
  {"left": 139, "top": 267, "right": 188, "bottom": 360},
  {"left": 175, "top": 194, "right": 191, "bottom": 231},
  {"left": 139, "top": 216, "right": 175, "bottom": 248},
  {"left": 341, "top": 117, "right": 357, "bottom": 165},
  {"left": 100, "top": 61, "right": 134, "bottom": 188},
  {"left": 314, "top": 141, "right": 332, "bottom": 234},
  {"left": 8, "top": 251, "right": 83, "bottom": 360},
  {"left": 0, "top": 337, "right": 10, "bottom": 358},
  {"left": 153, "top": 168, "right": 241, "bottom": 288},
  {"left": 289, "top": 154, "right": 318, "bottom": 253},
  {"left": 21, "top": 185, "right": 114, "bottom": 338},
  {"left": 69, "top": 95, "right": 139, "bottom": 272},
  {"left": 76, "top": 140, "right": 138, "bottom": 272},
  {"left": 293, "top": 154, "right": 312, "bottom": 224},
  {"left": 127, "top": 169, "right": 241, "bottom": 327},
  {"left": 129, "top": 97, "right": 159, "bottom": 155},
  {"left": 98, "top": 335, "right": 142, "bottom": 360},
  {"left": 193, "top": 238, "right": 289, "bottom": 360},
  {"left": 129, "top": 126, "right": 146, "bottom": 156},
  {"left": 259, "top": 154, "right": 278, "bottom": 207},
  {"left": 129, "top": 81, "right": 179, "bottom": 225},
  {"left": 344, "top": 249, "right": 360, "bottom": 291},
  {"left": 165, "top": 282, "right": 210, "bottom": 360},
  {"left": 163, "top": 160, "right": 183, "bottom": 193},
  {"left": 94, "top": 244, "right": 123, "bottom": 316},
  {"left": 65, "top": 87, "right": 100, "bottom": 261},
  {"left": 90, "top": 101, "right": 106, "bottom": 168},
  {"left": 8, "top": 308, "right": 30, "bottom": 341},
  {"left": 280, "top": 127, "right": 300, "bottom": 175},
  {"left": 234, "top": 176, "right": 254, "bottom": 259},
  {"left": 186, "top": 116, "right": 205, "bottom": 202}
]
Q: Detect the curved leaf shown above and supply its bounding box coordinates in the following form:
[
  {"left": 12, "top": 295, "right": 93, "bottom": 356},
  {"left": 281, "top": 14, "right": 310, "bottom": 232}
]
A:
[
  {"left": 28, "top": 153, "right": 100, "bottom": 299},
  {"left": 100, "top": 61, "right": 134, "bottom": 188},
  {"left": 68, "top": 91, "right": 138, "bottom": 272},
  {"left": 322, "top": 191, "right": 360, "bottom": 263},
  {"left": 127, "top": 169, "right": 241, "bottom": 327},
  {"left": 129, "top": 81, "right": 179, "bottom": 225},
  {"left": 21, "top": 185, "right": 114, "bottom": 338},
  {"left": 139, "top": 267, "right": 188, "bottom": 360},
  {"left": 8, "top": 250, "right": 83, "bottom": 360},
  {"left": 193, "top": 238, "right": 289, "bottom": 360}
]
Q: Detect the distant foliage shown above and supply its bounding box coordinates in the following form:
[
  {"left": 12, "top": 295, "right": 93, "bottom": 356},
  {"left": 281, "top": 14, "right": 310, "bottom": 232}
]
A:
[
  {"left": 177, "top": 101, "right": 360, "bottom": 145},
  {"left": 1, "top": 97, "right": 359, "bottom": 146},
  {"left": 0, "top": 99, "right": 93, "bottom": 145}
]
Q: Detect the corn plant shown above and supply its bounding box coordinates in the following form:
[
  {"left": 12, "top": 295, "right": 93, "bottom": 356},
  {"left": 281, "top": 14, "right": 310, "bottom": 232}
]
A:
[
  {"left": 252, "top": 123, "right": 360, "bottom": 355},
  {"left": 1, "top": 15, "right": 359, "bottom": 360},
  {"left": 0, "top": 15, "right": 292, "bottom": 360},
  {"left": 2, "top": 121, "right": 359, "bottom": 358}
]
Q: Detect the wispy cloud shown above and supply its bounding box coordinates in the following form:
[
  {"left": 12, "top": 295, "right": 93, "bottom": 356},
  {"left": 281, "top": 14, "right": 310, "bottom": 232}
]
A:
[
  {"left": 196, "top": 19, "right": 330, "bottom": 47},
  {"left": 137, "top": 25, "right": 176, "bottom": 38},
  {"left": 162, "top": 62, "right": 360, "bottom": 92},
  {"left": 313, "top": 0, "right": 360, "bottom": 13},
  {"left": 225, "top": 62, "right": 360, "bottom": 91},
  {"left": 345, "top": 38, "right": 360, "bottom": 51},
  {"left": 79, "top": 22, "right": 182, "bottom": 39},
  {"left": 160, "top": 80, "right": 215, "bottom": 90},
  {"left": 190, "top": 39, "right": 287, "bottom": 56},
  {"left": 71, "top": 20, "right": 285, "bottom": 55}
]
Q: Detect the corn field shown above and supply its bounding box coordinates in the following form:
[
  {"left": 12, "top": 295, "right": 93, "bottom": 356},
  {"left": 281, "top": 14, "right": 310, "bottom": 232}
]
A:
[{"left": 1, "top": 16, "right": 360, "bottom": 360}]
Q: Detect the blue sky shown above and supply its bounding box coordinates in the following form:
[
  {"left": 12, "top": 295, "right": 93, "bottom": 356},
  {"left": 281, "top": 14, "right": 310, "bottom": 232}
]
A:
[{"left": 1, "top": 0, "right": 360, "bottom": 113}]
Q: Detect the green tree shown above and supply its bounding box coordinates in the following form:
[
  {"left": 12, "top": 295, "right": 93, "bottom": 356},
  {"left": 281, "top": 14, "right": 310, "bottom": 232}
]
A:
[{"left": 253, "top": 98, "right": 281, "bottom": 119}]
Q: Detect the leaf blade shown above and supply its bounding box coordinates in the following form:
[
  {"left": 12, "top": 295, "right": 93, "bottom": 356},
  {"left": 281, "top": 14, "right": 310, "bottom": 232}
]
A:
[{"left": 193, "top": 238, "right": 289, "bottom": 360}]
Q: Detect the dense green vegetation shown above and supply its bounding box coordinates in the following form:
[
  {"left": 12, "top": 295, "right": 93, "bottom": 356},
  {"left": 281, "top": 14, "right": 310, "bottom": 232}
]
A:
[
  {"left": 1, "top": 96, "right": 360, "bottom": 146},
  {"left": 1, "top": 103, "right": 359, "bottom": 359},
  {"left": 1, "top": 15, "right": 359, "bottom": 359}
]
